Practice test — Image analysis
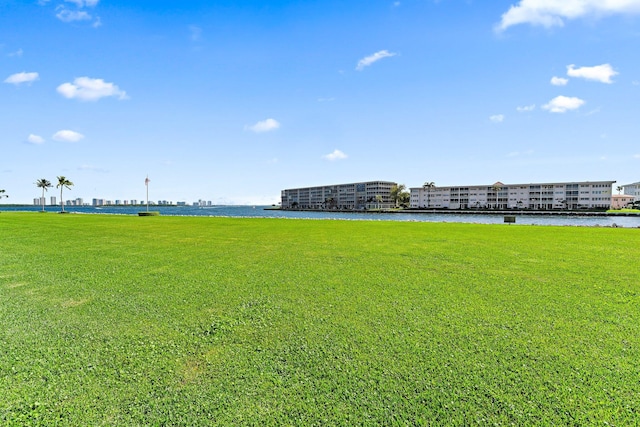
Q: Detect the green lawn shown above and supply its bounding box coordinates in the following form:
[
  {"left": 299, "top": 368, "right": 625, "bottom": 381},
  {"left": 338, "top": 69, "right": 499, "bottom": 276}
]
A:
[
  {"left": 608, "top": 208, "right": 640, "bottom": 213},
  {"left": 1, "top": 212, "right": 639, "bottom": 425}
]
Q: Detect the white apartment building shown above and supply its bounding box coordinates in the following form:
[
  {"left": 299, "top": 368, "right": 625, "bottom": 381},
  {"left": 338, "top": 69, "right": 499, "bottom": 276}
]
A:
[
  {"left": 281, "top": 181, "right": 397, "bottom": 210},
  {"left": 622, "top": 182, "right": 640, "bottom": 200},
  {"left": 410, "top": 180, "right": 615, "bottom": 210}
]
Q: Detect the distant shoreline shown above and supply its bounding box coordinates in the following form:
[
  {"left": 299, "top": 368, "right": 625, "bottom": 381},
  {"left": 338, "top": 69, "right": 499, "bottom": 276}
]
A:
[{"left": 279, "top": 208, "right": 639, "bottom": 217}]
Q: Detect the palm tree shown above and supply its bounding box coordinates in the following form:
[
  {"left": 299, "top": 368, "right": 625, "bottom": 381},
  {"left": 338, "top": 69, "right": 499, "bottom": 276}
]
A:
[
  {"left": 56, "top": 176, "right": 73, "bottom": 213},
  {"left": 491, "top": 183, "right": 502, "bottom": 209},
  {"left": 390, "top": 184, "right": 407, "bottom": 208},
  {"left": 422, "top": 182, "right": 435, "bottom": 208},
  {"left": 375, "top": 194, "right": 383, "bottom": 210},
  {"left": 35, "top": 178, "right": 52, "bottom": 212},
  {"left": 616, "top": 186, "right": 623, "bottom": 195}
]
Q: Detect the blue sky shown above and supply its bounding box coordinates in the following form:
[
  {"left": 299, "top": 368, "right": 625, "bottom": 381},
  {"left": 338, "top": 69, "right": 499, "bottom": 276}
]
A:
[{"left": 2, "top": 0, "right": 640, "bottom": 205}]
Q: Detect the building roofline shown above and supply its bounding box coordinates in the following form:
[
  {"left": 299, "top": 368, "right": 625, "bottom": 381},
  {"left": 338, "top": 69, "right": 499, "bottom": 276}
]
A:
[
  {"left": 409, "top": 180, "right": 616, "bottom": 190},
  {"left": 282, "top": 181, "right": 398, "bottom": 191}
]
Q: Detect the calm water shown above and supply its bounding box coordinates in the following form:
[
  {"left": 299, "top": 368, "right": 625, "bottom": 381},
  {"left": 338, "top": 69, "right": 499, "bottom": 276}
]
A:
[{"left": 2, "top": 205, "right": 640, "bottom": 227}]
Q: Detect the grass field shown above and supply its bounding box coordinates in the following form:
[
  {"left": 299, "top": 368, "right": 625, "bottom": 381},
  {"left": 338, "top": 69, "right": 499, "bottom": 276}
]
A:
[{"left": 1, "top": 212, "right": 639, "bottom": 425}]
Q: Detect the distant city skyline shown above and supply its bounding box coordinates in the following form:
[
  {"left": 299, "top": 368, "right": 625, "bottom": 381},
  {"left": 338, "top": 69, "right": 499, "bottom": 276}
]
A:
[
  {"left": 32, "top": 196, "right": 217, "bottom": 207},
  {"left": 2, "top": 1, "right": 640, "bottom": 204}
]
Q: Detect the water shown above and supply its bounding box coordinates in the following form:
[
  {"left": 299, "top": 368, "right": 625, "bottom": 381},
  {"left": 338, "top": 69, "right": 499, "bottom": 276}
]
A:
[{"left": 2, "top": 204, "right": 639, "bottom": 227}]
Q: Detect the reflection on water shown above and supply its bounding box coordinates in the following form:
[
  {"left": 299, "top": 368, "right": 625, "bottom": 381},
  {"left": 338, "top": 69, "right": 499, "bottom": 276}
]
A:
[{"left": 2, "top": 205, "right": 639, "bottom": 227}]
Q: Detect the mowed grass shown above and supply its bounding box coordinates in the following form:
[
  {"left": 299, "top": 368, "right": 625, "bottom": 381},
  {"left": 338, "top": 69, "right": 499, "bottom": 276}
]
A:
[{"left": 1, "top": 212, "right": 638, "bottom": 425}]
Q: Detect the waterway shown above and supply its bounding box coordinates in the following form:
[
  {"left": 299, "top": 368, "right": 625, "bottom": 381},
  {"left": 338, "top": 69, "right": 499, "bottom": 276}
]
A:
[{"left": 2, "top": 205, "right": 639, "bottom": 227}]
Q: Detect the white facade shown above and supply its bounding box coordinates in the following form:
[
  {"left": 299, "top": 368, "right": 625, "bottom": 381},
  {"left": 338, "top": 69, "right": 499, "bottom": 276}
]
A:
[
  {"left": 282, "top": 181, "right": 397, "bottom": 210},
  {"left": 622, "top": 182, "right": 640, "bottom": 200},
  {"left": 410, "top": 180, "right": 615, "bottom": 210}
]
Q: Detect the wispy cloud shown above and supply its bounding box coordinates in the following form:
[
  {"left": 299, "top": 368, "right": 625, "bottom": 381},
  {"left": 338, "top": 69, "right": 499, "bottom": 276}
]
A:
[
  {"left": 496, "top": 0, "right": 640, "bottom": 32},
  {"left": 53, "top": 130, "right": 85, "bottom": 142},
  {"left": 65, "top": 0, "right": 99, "bottom": 6},
  {"left": 189, "top": 25, "right": 202, "bottom": 42},
  {"left": 356, "top": 50, "right": 397, "bottom": 71},
  {"left": 516, "top": 104, "right": 535, "bottom": 112},
  {"left": 322, "top": 149, "right": 348, "bottom": 161},
  {"left": 542, "top": 95, "right": 585, "bottom": 113},
  {"left": 57, "top": 77, "right": 128, "bottom": 101},
  {"left": 8, "top": 48, "right": 23, "bottom": 57},
  {"left": 551, "top": 76, "right": 568, "bottom": 86},
  {"left": 56, "top": 9, "right": 92, "bottom": 23},
  {"left": 55, "top": 0, "right": 101, "bottom": 26},
  {"left": 507, "top": 149, "right": 534, "bottom": 157},
  {"left": 27, "top": 134, "right": 45, "bottom": 144},
  {"left": 246, "top": 118, "right": 280, "bottom": 133},
  {"left": 489, "top": 114, "right": 505, "bottom": 123},
  {"left": 4, "top": 72, "right": 39, "bottom": 85},
  {"left": 567, "top": 64, "right": 618, "bottom": 84}
]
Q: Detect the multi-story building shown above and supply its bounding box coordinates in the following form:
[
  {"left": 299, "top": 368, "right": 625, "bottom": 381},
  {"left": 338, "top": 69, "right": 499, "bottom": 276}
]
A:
[
  {"left": 50, "top": 196, "right": 56, "bottom": 206},
  {"left": 622, "top": 182, "right": 640, "bottom": 200},
  {"left": 410, "top": 180, "right": 615, "bottom": 210},
  {"left": 281, "top": 181, "right": 398, "bottom": 210}
]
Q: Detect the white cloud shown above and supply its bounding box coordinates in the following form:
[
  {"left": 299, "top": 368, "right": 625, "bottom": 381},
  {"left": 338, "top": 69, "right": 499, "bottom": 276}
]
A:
[
  {"left": 542, "top": 95, "right": 585, "bottom": 113},
  {"left": 634, "top": 154, "right": 640, "bottom": 159},
  {"left": 356, "top": 50, "right": 397, "bottom": 71},
  {"left": 8, "top": 48, "right": 23, "bottom": 57},
  {"left": 246, "top": 118, "right": 280, "bottom": 133},
  {"left": 551, "top": 76, "right": 568, "bottom": 86},
  {"left": 496, "top": 0, "right": 640, "bottom": 31},
  {"left": 57, "top": 77, "right": 128, "bottom": 101},
  {"left": 567, "top": 64, "right": 618, "bottom": 84},
  {"left": 52, "top": 130, "right": 85, "bottom": 142},
  {"left": 516, "top": 104, "right": 535, "bottom": 112},
  {"left": 56, "top": 9, "right": 92, "bottom": 22},
  {"left": 65, "top": 0, "right": 99, "bottom": 6},
  {"left": 27, "top": 134, "right": 45, "bottom": 144},
  {"left": 322, "top": 149, "right": 348, "bottom": 161},
  {"left": 489, "top": 114, "right": 505, "bottom": 123},
  {"left": 4, "top": 72, "right": 39, "bottom": 85}
]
